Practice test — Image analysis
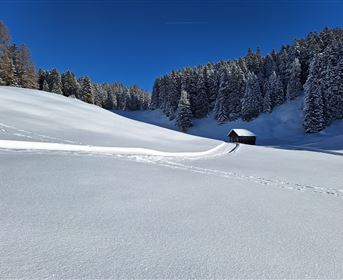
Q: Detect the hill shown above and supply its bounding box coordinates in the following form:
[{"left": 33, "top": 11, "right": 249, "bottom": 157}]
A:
[{"left": 0, "top": 87, "right": 342, "bottom": 278}]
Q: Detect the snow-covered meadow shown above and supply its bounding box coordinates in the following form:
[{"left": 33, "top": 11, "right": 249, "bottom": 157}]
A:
[{"left": 0, "top": 87, "right": 343, "bottom": 278}]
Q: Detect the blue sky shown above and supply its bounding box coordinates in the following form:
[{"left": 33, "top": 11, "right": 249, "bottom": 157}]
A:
[{"left": 1, "top": 0, "right": 343, "bottom": 91}]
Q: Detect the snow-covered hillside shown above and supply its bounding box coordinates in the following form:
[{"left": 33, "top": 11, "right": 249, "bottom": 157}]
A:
[
  {"left": 0, "top": 87, "right": 343, "bottom": 278},
  {"left": 0, "top": 86, "right": 220, "bottom": 152},
  {"left": 118, "top": 95, "right": 343, "bottom": 153}
]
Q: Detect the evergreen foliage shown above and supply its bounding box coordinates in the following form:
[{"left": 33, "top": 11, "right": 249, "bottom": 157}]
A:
[
  {"left": 303, "top": 54, "right": 325, "bottom": 133},
  {"left": 0, "top": 21, "right": 149, "bottom": 112},
  {"left": 175, "top": 90, "right": 193, "bottom": 132},
  {"left": 152, "top": 27, "right": 343, "bottom": 133}
]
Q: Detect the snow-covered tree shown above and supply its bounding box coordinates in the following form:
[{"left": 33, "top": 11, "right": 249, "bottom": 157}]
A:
[
  {"left": 321, "top": 41, "right": 343, "bottom": 125},
  {"left": 214, "top": 65, "right": 230, "bottom": 123},
  {"left": 79, "top": 76, "right": 94, "bottom": 104},
  {"left": 303, "top": 54, "right": 325, "bottom": 132},
  {"left": 192, "top": 67, "right": 209, "bottom": 118},
  {"left": 48, "top": 69, "right": 63, "bottom": 94},
  {"left": 241, "top": 72, "right": 262, "bottom": 121},
  {"left": 175, "top": 90, "right": 193, "bottom": 132},
  {"left": 42, "top": 79, "right": 50, "bottom": 92},
  {"left": 61, "top": 71, "right": 80, "bottom": 97},
  {"left": 286, "top": 58, "right": 302, "bottom": 101}
]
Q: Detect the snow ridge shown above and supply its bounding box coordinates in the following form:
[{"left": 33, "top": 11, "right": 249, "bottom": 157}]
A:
[{"left": 0, "top": 140, "right": 232, "bottom": 159}]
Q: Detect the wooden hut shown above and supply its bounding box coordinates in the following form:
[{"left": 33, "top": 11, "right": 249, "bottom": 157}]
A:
[{"left": 228, "top": 129, "right": 256, "bottom": 145}]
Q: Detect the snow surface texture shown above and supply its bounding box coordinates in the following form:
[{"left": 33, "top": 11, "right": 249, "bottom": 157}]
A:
[
  {"left": 1, "top": 87, "right": 343, "bottom": 278},
  {"left": 117, "top": 95, "right": 343, "bottom": 153},
  {"left": 0, "top": 86, "right": 220, "bottom": 152}
]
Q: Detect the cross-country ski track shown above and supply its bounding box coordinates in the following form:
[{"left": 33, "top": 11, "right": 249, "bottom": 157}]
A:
[{"left": 1, "top": 139, "right": 341, "bottom": 198}]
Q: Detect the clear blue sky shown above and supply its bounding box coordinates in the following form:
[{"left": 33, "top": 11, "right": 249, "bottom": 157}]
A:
[{"left": 1, "top": 0, "right": 343, "bottom": 91}]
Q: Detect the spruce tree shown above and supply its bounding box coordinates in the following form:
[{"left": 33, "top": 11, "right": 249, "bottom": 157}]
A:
[
  {"left": 150, "top": 78, "right": 160, "bottom": 110},
  {"left": 42, "top": 79, "right": 50, "bottom": 92},
  {"left": 193, "top": 67, "right": 209, "bottom": 118},
  {"left": 176, "top": 90, "right": 193, "bottom": 132},
  {"left": 263, "top": 88, "right": 272, "bottom": 113},
  {"left": 321, "top": 41, "right": 343, "bottom": 124},
  {"left": 303, "top": 54, "right": 325, "bottom": 132},
  {"left": 303, "top": 80, "right": 325, "bottom": 133},
  {"left": 37, "top": 69, "right": 46, "bottom": 90},
  {"left": 214, "top": 66, "right": 230, "bottom": 123},
  {"left": 61, "top": 71, "right": 80, "bottom": 97},
  {"left": 49, "top": 69, "right": 63, "bottom": 94},
  {"left": 286, "top": 58, "right": 302, "bottom": 101},
  {"left": 79, "top": 76, "right": 94, "bottom": 104},
  {"left": 241, "top": 72, "right": 263, "bottom": 121}
]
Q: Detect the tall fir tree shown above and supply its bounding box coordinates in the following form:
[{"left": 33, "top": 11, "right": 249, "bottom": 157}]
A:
[
  {"left": 241, "top": 72, "right": 263, "bottom": 121},
  {"left": 79, "top": 76, "right": 94, "bottom": 104},
  {"left": 42, "top": 79, "right": 50, "bottom": 92},
  {"left": 175, "top": 90, "right": 193, "bottom": 132},
  {"left": 49, "top": 69, "right": 63, "bottom": 94},
  {"left": 303, "top": 54, "right": 325, "bottom": 132},
  {"left": 286, "top": 58, "right": 302, "bottom": 101},
  {"left": 61, "top": 71, "right": 80, "bottom": 97}
]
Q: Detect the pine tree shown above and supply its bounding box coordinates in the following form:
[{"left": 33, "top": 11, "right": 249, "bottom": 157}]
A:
[
  {"left": 164, "top": 71, "right": 181, "bottom": 119},
  {"left": 175, "top": 90, "right": 193, "bottom": 132},
  {"left": 192, "top": 67, "right": 209, "bottom": 118},
  {"left": 79, "top": 76, "right": 94, "bottom": 104},
  {"left": 150, "top": 78, "right": 160, "bottom": 110},
  {"left": 286, "top": 58, "right": 302, "bottom": 101},
  {"left": 303, "top": 80, "right": 325, "bottom": 133},
  {"left": 18, "top": 44, "right": 37, "bottom": 89},
  {"left": 48, "top": 69, "right": 63, "bottom": 94},
  {"left": 321, "top": 41, "right": 343, "bottom": 125},
  {"left": 241, "top": 72, "right": 263, "bottom": 121},
  {"left": 42, "top": 79, "right": 50, "bottom": 92},
  {"left": 94, "top": 83, "right": 107, "bottom": 107},
  {"left": 303, "top": 54, "right": 325, "bottom": 132},
  {"left": 61, "top": 71, "right": 80, "bottom": 97},
  {"left": 9, "top": 44, "right": 21, "bottom": 86},
  {"left": 263, "top": 50, "right": 277, "bottom": 78},
  {"left": 37, "top": 69, "right": 46, "bottom": 90},
  {"left": 263, "top": 87, "right": 272, "bottom": 113},
  {"left": 0, "top": 21, "right": 10, "bottom": 48},
  {"left": 0, "top": 46, "right": 17, "bottom": 86},
  {"left": 204, "top": 63, "right": 218, "bottom": 110},
  {"left": 214, "top": 66, "right": 230, "bottom": 123}
]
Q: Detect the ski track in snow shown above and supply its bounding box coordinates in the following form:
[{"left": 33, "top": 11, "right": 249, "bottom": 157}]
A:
[
  {"left": 0, "top": 123, "right": 80, "bottom": 144},
  {"left": 140, "top": 157, "right": 343, "bottom": 198},
  {"left": 0, "top": 139, "right": 341, "bottom": 198}
]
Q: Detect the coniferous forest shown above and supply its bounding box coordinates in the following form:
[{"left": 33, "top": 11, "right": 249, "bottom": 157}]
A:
[
  {"left": 1, "top": 20, "right": 342, "bottom": 133},
  {"left": 151, "top": 27, "right": 343, "bottom": 133},
  {"left": 0, "top": 21, "right": 150, "bottom": 111}
]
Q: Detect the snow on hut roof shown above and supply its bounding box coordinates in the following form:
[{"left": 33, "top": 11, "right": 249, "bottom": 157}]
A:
[{"left": 228, "top": 129, "right": 256, "bottom": 137}]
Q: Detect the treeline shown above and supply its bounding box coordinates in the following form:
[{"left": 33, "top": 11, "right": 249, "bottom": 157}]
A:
[
  {"left": 0, "top": 21, "right": 150, "bottom": 111},
  {"left": 151, "top": 27, "right": 343, "bottom": 133},
  {"left": 36, "top": 69, "right": 150, "bottom": 110}
]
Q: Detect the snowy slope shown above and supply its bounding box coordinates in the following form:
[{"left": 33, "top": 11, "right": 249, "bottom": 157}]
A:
[
  {"left": 0, "top": 86, "right": 221, "bottom": 152},
  {"left": 117, "top": 95, "right": 343, "bottom": 152},
  {"left": 1, "top": 86, "right": 343, "bottom": 278}
]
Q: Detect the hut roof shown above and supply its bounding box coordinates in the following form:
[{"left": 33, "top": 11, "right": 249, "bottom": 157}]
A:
[{"left": 228, "top": 129, "right": 256, "bottom": 137}]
